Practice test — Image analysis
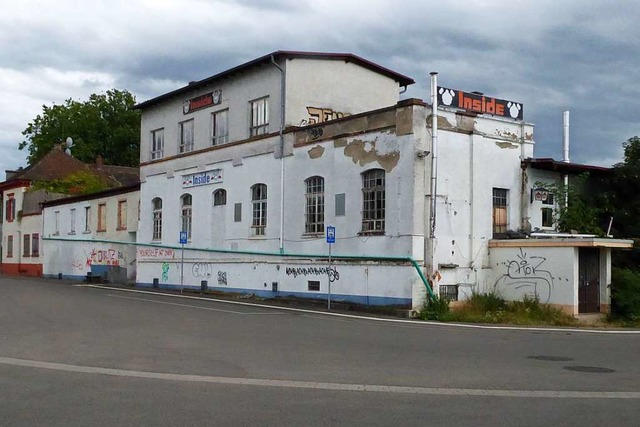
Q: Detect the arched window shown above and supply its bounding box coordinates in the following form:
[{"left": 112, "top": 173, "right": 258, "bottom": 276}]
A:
[
  {"left": 152, "top": 198, "right": 163, "bottom": 240},
  {"left": 181, "top": 194, "right": 192, "bottom": 240},
  {"left": 213, "top": 189, "right": 227, "bottom": 206},
  {"left": 304, "top": 176, "right": 324, "bottom": 234},
  {"left": 361, "top": 169, "right": 385, "bottom": 233},
  {"left": 251, "top": 184, "right": 267, "bottom": 236}
]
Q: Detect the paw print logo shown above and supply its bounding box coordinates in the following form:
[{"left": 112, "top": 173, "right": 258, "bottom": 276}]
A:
[
  {"left": 438, "top": 88, "right": 456, "bottom": 106},
  {"left": 507, "top": 102, "right": 521, "bottom": 119}
]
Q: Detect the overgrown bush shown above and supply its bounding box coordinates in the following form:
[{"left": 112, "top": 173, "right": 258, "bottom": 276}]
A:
[
  {"left": 611, "top": 267, "right": 640, "bottom": 321},
  {"left": 418, "top": 295, "right": 450, "bottom": 321}
]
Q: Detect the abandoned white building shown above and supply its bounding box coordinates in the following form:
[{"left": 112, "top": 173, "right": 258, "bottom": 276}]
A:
[{"left": 134, "top": 50, "right": 630, "bottom": 315}]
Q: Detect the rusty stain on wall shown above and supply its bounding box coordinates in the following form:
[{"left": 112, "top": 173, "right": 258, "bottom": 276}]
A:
[
  {"left": 307, "top": 145, "right": 325, "bottom": 159},
  {"left": 343, "top": 137, "right": 400, "bottom": 173}
]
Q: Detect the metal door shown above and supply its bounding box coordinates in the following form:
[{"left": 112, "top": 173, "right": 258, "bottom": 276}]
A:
[{"left": 578, "top": 248, "right": 600, "bottom": 313}]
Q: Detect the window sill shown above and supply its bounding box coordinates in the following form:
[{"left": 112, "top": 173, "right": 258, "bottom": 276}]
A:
[
  {"left": 83, "top": 231, "right": 91, "bottom": 234},
  {"left": 302, "top": 233, "right": 324, "bottom": 239},
  {"left": 96, "top": 229, "right": 106, "bottom": 233},
  {"left": 68, "top": 232, "right": 76, "bottom": 235},
  {"left": 116, "top": 227, "right": 127, "bottom": 231},
  {"left": 358, "top": 231, "right": 385, "bottom": 236}
]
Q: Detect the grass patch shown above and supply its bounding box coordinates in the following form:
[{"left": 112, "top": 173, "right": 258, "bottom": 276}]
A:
[{"left": 418, "top": 293, "right": 578, "bottom": 326}]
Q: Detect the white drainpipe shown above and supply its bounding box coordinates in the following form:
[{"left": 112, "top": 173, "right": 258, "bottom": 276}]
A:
[
  {"left": 562, "top": 111, "right": 570, "bottom": 209},
  {"left": 271, "top": 55, "right": 286, "bottom": 254}
]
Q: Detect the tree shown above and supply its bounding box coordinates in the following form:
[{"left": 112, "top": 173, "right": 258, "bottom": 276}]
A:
[{"left": 20, "top": 89, "right": 141, "bottom": 167}]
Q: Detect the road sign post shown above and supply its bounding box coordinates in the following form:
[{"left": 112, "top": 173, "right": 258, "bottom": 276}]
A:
[
  {"left": 326, "top": 226, "right": 335, "bottom": 310},
  {"left": 179, "top": 231, "right": 187, "bottom": 293}
]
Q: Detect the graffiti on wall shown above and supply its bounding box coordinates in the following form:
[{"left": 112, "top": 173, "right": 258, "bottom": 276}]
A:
[
  {"left": 192, "top": 263, "right": 213, "bottom": 279},
  {"left": 494, "top": 248, "right": 555, "bottom": 303},
  {"left": 306, "top": 107, "right": 349, "bottom": 125},
  {"left": 138, "top": 248, "right": 175, "bottom": 259},
  {"left": 86, "top": 248, "right": 122, "bottom": 267},
  {"left": 161, "top": 262, "right": 170, "bottom": 282},
  {"left": 217, "top": 270, "right": 228, "bottom": 286},
  {"left": 286, "top": 266, "right": 340, "bottom": 282}
]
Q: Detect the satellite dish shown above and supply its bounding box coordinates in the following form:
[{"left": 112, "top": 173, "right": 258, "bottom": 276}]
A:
[{"left": 65, "top": 137, "right": 74, "bottom": 156}]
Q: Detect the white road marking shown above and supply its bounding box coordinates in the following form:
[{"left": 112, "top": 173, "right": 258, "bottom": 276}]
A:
[
  {"left": 106, "top": 294, "right": 284, "bottom": 315},
  {"left": 75, "top": 285, "right": 640, "bottom": 335},
  {"left": 1, "top": 356, "right": 638, "bottom": 399}
]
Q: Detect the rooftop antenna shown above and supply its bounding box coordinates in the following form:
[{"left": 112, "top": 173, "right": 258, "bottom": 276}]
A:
[{"left": 65, "top": 137, "right": 74, "bottom": 156}]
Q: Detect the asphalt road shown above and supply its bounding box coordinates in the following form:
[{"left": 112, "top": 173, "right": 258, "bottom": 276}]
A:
[{"left": 1, "top": 275, "right": 639, "bottom": 426}]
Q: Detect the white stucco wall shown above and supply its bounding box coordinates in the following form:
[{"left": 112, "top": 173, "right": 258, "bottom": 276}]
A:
[{"left": 42, "top": 189, "right": 139, "bottom": 281}]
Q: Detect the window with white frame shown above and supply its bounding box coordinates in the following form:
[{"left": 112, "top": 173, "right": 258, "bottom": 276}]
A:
[
  {"left": 151, "top": 128, "right": 164, "bottom": 160},
  {"left": 304, "top": 176, "right": 324, "bottom": 234},
  {"left": 179, "top": 120, "right": 194, "bottom": 153},
  {"left": 54, "top": 211, "right": 60, "bottom": 235},
  {"left": 492, "top": 188, "right": 509, "bottom": 237},
  {"left": 84, "top": 206, "right": 91, "bottom": 232},
  {"left": 251, "top": 184, "right": 267, "bottom": 236},
  {"left": 70, "top": 208, "right": 76, "bottom": 234},
  {"left": 361, "top": 169, "right": 386, "bottom": 233},
  {"left": 249, "top": 97, "right": 269, "bottom": 137},
  {"left": 181, "top": 194, "right": 192, "bottom": 240},
  {"left": 117, "top": 200, "right": 127, "bottom": 230},
  {"left": 213, "top": 189, "right": 227, "bottom": 206},
  {"left": 212, "top": 109, "right": 229, "bottom": 145},
  {"left": 5, "top": 194, "right": 15, "bottom": 222},
  {"left": 152, "top": 198, "right": 162, "bottom": 240}
]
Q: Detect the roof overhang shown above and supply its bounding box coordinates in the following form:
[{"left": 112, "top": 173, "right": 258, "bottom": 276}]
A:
[
  {"left": 523, "top": 158, "right": 611, "bottom": 175},
  {"left": 489, "top": 238, "right": 633, "bottom": 249}
]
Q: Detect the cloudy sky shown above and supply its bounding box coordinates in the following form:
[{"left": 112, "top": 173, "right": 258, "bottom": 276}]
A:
[{"left": 1, "top": 0, "right": 638, "bottom": 175}]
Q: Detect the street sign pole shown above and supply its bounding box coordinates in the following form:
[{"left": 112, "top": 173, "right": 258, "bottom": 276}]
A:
[
  {"left": 179, "top": 231, "right": 187, "bottom": 294},
  {"left": 326, "top": 226, "right": 336, "bottom": 310}
]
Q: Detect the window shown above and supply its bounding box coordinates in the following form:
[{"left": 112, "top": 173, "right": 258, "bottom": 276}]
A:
[
  {"left": 151, "top": 128, "right": 164, "bottom": 160},
  {"left": 335, "top": 193, "right": 346, "bottom": 216},
  {"left": 250, "top": 97, "right": 269, "bottom": 136},
  {"left": 212, "top": 109, "right": 229, "bottom": 145},
  {"left": 304, "top": 176, "right": 324, "bottom": 234},
  {"left": 308, "top": 280, "right": 320, "bottom": 291},
  {"left": 179, "top": 120, "right": 194, "bottom": 153},
  {"left": 492, "top": 188, "right": 509, "bottom": 237},
  {"left": 213, "top": 189, "right": 227, "bottom": 206},
  {"left": 251, "top": 184, "right": 267, "bottom": 236},
  {"left": 440, "top": 285, "right": 459, "bottom": 301},
  {"left": 84, "top": 206, "right": 91, "bottom": 232},
  {"left": 97, "top": 203, "right": 106, "bottom": 232},
  {"left": 70, "top": 208, "right": 76, "bottom": 234},
  {"left": 542, "top": 207, "right": 554, "bottom": 228},
  {"left": 7, "top": 235, "right": 13, "bottom": 258},
  {"left": 234, "top": 203, "right": 242, "bottom": 222},
  {"left": 31, "top": 233, "right": 39, "bottom": 257},
  {"left": 152, "top": 198, "right": 163, "bottom": 240},
  {"left": 23, "top": 234, "right": 30, "bottom": 257},
  {"left": 117, "top": 200, "right": 127, "bottom": 230},
  {"left": 5, "top": 194, "right": 16, "bottom": 222},
  {"left": 361, "top": 169, "right": 386, "bottom": 233},
  {"left": 181, "top": 194, "right": 192, "bottom": 240},
  {"left": 54, "top": 211, "right": 60, "bottom": 235}
]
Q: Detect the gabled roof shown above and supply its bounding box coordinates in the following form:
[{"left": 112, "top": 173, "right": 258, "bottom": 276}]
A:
[
  {"left": 523, "top": 158, "right": 612, "bottom": 175},
  {"left": 0, "top": 147, "right": 139, "bottom": 191},
  {"left": 135, "top": 50, "right": 415, "bottom": 110}
]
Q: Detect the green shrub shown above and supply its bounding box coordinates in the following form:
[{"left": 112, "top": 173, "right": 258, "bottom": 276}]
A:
[
  {"left": 419, "top": 295, "right": 451, "bottom": 321},
  {"left": 611, "top": 267, "right": 640, "bottom": 321}
]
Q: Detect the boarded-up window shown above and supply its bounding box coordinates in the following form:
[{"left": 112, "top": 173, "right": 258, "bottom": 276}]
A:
[
  {"left": 23, "top": 234, "right": 30, "bottom": 257},
  {"left": 234, "top": 203, "right": 242, "bottom": 222},
  {"left": 117, "top": 200, "right": 127, "bottom": 230},
  {"left": 335, "top": 193, "right": 346, "bottom": 217},
  {"left": 7, "top": 235, "right": 13, "bottom": 258},
  {"left": 31, "top": 233, "right": 39, "bottom": 257},
  {"left": 98, "top": 203, "right": 107, "bottom": 232}
]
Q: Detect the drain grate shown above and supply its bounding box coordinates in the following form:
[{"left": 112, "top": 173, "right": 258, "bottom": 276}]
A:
[
  {"left": 528, "top": 355, "right": 573, "bottom": 362},
  {"left": 564, "top": 366, "right": 615, "bottom": 373}
]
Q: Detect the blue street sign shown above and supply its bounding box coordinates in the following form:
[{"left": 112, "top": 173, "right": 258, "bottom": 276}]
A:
[
  {"left": 179, "top": 231, "right": 188, "bottom": 244},
  {"left": 326, "top": 226, "right": 336, "bottom": 244}
]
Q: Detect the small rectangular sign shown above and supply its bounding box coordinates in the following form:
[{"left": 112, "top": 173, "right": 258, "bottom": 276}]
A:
[
  {"left": 179, "top": 231, "right": 188, "bottom": 244},
  {"left": 326, "top": 226, "right": 336, "bottom": 244},
  {"left": 182, "top": 169, "right": 223, "bottom": 188},
  {"left": 437, "top": 86, "right": 523, "bottom": 121}
]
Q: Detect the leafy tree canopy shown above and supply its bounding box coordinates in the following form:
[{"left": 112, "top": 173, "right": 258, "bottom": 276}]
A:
[
  {"left": 29, "top": 170, "right": 109, "bottom": 195},
  {"left": 20, "top": 89, "right": 140, "bottom": 167}
]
